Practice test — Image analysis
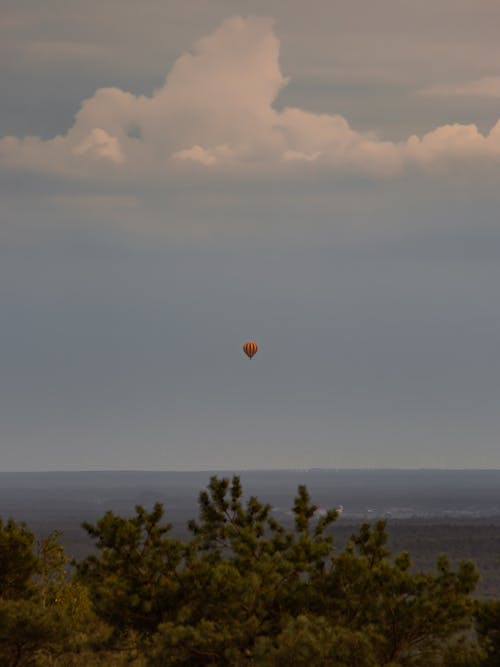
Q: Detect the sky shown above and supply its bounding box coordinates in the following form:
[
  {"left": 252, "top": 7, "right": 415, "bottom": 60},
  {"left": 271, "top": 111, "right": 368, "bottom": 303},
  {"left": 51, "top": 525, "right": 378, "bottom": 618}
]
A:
[{"left": 1, "top": 1, "right": 500, "bottom": 471}]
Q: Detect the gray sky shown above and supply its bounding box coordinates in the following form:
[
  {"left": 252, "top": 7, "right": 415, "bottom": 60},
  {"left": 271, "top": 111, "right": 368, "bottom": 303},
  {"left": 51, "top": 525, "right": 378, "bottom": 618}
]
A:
[{"left": 1, "top": 1, "right": 500, "bottom": 470}]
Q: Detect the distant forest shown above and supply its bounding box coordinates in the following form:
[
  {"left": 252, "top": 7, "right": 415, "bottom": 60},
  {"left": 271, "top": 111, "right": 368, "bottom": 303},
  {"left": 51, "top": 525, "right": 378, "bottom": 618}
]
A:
[{"left": 1, "top": 475, "right": 500, "bottom": 666}]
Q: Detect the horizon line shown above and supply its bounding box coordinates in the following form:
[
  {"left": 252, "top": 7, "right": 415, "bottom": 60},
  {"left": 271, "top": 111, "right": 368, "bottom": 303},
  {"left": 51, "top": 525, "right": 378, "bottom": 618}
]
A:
[{"left": 1, "top": 467, "right": 500, "bottom": 474}]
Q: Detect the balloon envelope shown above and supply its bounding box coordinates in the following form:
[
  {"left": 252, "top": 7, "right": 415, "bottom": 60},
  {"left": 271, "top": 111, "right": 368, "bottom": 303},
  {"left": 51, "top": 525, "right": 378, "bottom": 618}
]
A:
[{"left": 242, "top": 341, "right": 258, "bottom": 359}]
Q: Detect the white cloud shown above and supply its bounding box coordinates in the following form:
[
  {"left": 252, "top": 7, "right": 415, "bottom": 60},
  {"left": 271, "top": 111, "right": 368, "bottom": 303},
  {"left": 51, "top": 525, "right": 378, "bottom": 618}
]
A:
[
  {"left": 1, "top": 16, "right": 500, "bottom": 182},
  {"left": 174, "top": 145, "right": 217, "bottom": 166},
  {"left": 419, "top": 76, "right": 500, "bottom": 98},
  {"left": 73, "top": 128, "right": 124, "bottom": 163}
]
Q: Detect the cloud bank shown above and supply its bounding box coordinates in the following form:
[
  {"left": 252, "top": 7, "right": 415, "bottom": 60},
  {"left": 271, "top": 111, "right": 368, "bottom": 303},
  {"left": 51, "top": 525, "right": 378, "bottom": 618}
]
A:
[{"left": 2, "top": 16, "right": 500, "bottom": 182}]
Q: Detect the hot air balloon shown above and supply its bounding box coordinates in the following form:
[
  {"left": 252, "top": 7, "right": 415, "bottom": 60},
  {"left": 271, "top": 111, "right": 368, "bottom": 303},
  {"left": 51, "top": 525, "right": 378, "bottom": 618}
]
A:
[{"left": 242, "top": 341, "right": 258, "bottom": 359}]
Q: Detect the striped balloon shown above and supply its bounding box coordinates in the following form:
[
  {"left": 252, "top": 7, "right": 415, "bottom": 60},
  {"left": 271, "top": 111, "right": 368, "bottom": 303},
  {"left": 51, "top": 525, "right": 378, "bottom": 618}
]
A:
[{"left": 242, "top": 341, "right": 258, "bottom": 359}]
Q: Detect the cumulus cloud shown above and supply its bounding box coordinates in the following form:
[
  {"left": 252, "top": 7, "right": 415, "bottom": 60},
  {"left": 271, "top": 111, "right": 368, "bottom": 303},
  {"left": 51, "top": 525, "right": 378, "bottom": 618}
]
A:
[
  {"left": 419, "top": 75, "right": 500, "bottom": 98},
  {"left": 73, "top": 128, "right": 124, "bottom": 163},
  {"left": 1, "top": 16, "right": 500, "bottom": 182}
]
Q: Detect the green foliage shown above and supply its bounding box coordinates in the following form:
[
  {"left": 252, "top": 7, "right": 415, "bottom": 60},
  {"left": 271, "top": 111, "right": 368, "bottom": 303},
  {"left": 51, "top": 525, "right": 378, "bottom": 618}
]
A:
[
  {"left": 474, "top": 599, "right": 500, "bottom": 666},
  {"left": 0, "top": 477, "right": 492, "bottom": 666},
  {"left": 320, "top": 523, "right": 478, "bottom": 665},
  {"left": 0, "top": 519, "right": 106, "bottom": 666},
  {"left": 253, "top": 615, "right": 378, "bottom": 667},
  {"left": 77, "top": 502, "right": 185, "bottom": 636},
  {"left": 77, "top": 476, "right": 481, "bottom": 665},
  {"left": 0, "top": 518, "right": 38, "bottom": 599}
]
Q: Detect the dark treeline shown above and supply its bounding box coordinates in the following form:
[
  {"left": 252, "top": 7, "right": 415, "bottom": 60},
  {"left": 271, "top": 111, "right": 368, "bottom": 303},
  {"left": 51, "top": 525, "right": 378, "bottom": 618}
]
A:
[{"left": 1, "top": 476, "right": 500, "bottom": 666}]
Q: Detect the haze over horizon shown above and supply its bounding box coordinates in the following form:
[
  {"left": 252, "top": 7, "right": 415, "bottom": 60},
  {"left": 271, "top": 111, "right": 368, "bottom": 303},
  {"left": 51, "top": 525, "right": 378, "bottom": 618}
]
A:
[{"left": 1, "top": 2, "right": 500, "bottom": 471}]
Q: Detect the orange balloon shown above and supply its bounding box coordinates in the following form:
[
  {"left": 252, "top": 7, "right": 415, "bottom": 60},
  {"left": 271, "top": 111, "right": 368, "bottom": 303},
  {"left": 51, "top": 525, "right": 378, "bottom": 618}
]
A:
[{"left": 242, "top": 341, "right": 258, "bottom": 359}]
